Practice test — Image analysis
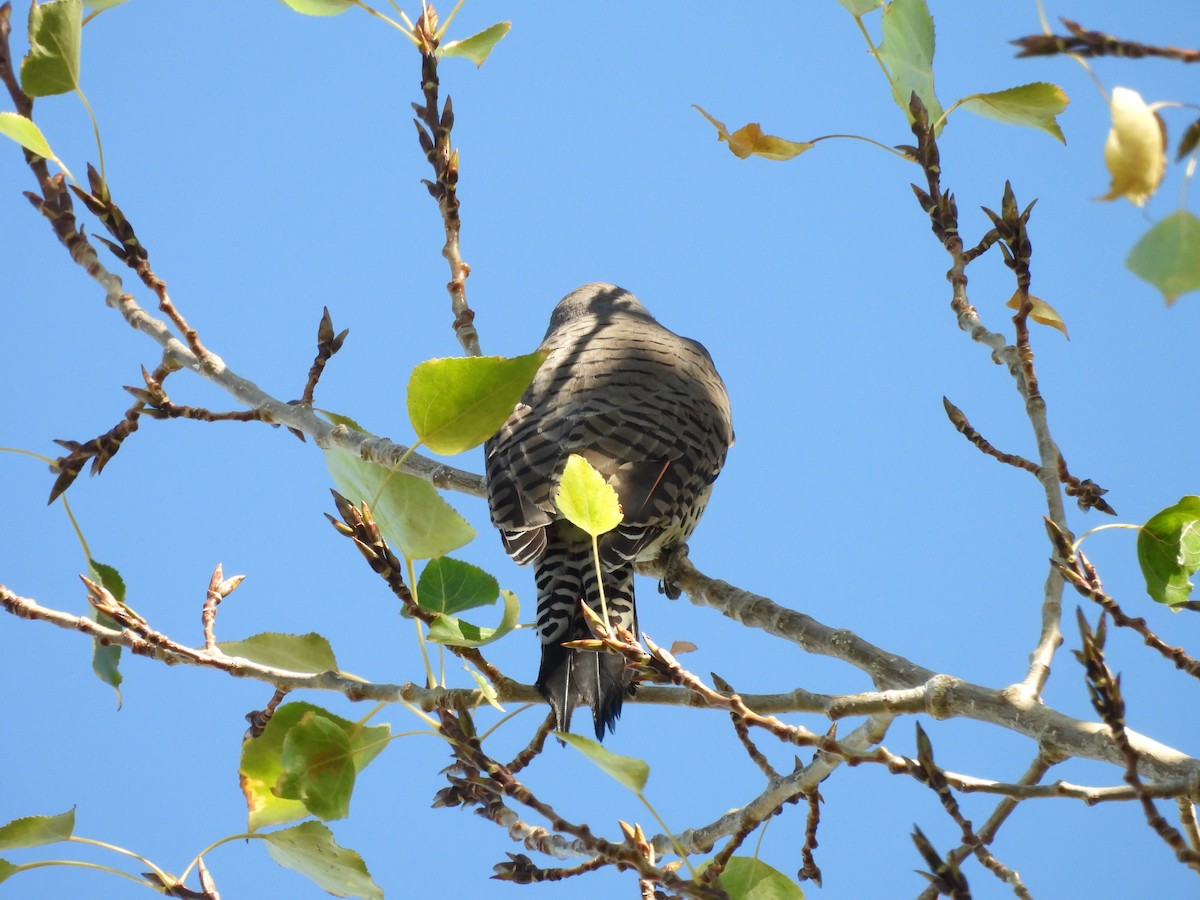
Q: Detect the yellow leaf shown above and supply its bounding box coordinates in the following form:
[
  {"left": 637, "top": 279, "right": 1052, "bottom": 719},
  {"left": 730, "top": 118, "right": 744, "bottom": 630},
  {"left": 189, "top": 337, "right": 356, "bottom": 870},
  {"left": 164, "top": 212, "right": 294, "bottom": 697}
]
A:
[
  {"left": 1006, "top": 290, "right": 1069, "bottom": 339},
  {"left": 1097, "top": 87, "right": 1166, "bottom": 206},
  {"left": 693, "top": 105, "right": 812, "bottom": 161},
  {"left": 554, "top": 454, "right": 623, "bottom": 537}
]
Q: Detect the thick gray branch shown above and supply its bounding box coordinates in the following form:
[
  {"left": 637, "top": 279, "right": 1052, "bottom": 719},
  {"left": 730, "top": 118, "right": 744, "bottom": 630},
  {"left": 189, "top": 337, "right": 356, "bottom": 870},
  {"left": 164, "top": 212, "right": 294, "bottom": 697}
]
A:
[{"left": 638, "top": 554, "right": 1200, "bottom": 784}]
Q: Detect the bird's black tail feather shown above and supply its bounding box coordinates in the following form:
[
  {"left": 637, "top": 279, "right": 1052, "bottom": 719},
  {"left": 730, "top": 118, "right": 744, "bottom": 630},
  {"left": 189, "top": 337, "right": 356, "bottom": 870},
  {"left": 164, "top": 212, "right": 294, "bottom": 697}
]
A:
[
  {"left": 537, "top": 639, "right": 631, "bottom": 740},
  {"left": 533, "top": 535, "right": 638, "bottom": 740}
]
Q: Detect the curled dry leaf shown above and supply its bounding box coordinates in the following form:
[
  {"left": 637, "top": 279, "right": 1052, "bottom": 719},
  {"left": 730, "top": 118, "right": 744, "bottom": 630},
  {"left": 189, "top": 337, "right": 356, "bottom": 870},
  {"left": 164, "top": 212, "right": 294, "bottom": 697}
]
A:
[
  {"left": 1006, "top": 290, "right": 1069, "bottom": 338},
  {"left": 693, "top": 106, "right": 812, "bottom": 161}
]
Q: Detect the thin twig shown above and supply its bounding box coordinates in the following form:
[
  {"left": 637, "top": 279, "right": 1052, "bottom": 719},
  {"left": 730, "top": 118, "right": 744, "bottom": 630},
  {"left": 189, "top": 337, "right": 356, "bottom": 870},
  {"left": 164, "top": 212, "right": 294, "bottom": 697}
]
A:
[
  {"left": 575, "top": 610, "right": 821, "bottom": 748},
  {"left": 71, "top": 163, "right": 214, "bottom": 365},
  {"left": 697, "top": 797, "right": 787, "bottom": 888},
  {"left": 1050, "top": 529, "right": 1200, "bottom": 681},
  {"left": 1058, "top": 455, "right": 1116, "bottom": 515},
  {"left": 911, "top": 824, "right": 972, "bottom": 898},
  {"left": 327, "top": 491, "right": 507, "bottom": 687},
  {"left": 911, "top": 724, "right": 1031, "bottom": 898},
  {"left": 437, "top": 709, "right": 726, "bottom": 898},
  {"left": 711, "top": 673, "right": 779, "bottom": 778},
  {"left": 298, "top": 307, "right": 348, "bottom": 408},
  {"left": 1013, "top": 18, "right": 1200, "bottom": 63},
  {"left": 942, "top": 396, "right": 1041, "bottom": 476},
  {"left": 47, "top": 360, "right": 179, "bottom": 503},
  {"left": 798, "top": 790, "right": 823, "bottom": 886},
  {"left": 908, "top": 96, "right": 1068, "bottom": 700},
  {"left": 245, "top": 688, "right": 290, "bottom": 739},
  {"left": 505, "top": 712, "right": 556, "bottom": 774},
  {"left": 202, "top": 564, "right": 245, "bottom": 651},
  {"left": 1, "top": 83, "right": 483, "bottom": 499},
  {"left": 492, "top": 852, "right": 612, "bottom": 884},
  {"left": 412, "top": 6, "right": 480, "bottom": 356},
  {"left": 1177, "top": 799, "right": 1200, "bottom": 856},
  {"left": 1075, "top": 610, "right": 1200, "bottom": 873}
]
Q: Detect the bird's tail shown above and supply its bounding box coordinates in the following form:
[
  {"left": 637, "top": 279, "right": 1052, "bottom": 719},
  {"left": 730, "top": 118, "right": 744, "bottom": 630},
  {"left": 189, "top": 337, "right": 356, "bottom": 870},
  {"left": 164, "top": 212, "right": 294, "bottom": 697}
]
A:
[{"left": 534, "top": 528, "right": 637, "bottom": 740}]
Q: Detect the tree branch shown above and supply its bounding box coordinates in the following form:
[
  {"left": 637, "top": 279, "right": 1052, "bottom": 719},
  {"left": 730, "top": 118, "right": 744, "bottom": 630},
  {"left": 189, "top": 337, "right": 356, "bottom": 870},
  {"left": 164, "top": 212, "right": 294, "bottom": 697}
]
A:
[
  {"left": 638, "top": 552, "right": 1200, "bottom": 784},
  {"left": 1013, "top": 18, "right": 1200, "bottom": 63},
  {"left": 412, "top": 6, "right": 480, "bottom": 357}
]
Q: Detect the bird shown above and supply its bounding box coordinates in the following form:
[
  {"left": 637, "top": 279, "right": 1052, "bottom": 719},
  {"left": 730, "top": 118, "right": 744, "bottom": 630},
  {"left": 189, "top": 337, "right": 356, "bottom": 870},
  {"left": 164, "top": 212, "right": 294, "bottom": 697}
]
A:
[{"left": 484, "top": 283, "right": 733, "bottom": 739}]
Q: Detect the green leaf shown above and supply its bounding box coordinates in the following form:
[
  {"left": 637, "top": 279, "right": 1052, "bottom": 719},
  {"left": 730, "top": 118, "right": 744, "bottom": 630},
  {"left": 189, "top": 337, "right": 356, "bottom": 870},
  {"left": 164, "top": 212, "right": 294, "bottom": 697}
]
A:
[
  {"left": 20, "top": 0, "right": 82, "bottom": 97},
  {"left": 878, "top": 0, "right": 943, "bottom": 133},
  {"left": 84, "top": 0, "right": 129, "bottom": 9},
  {"left": 558, "top": 733, "right": 649, "bottom": 794},
  {"left": 0, "top": 112, "right": 73, "bottom": 178},
  {"left": 416, "top": 557, "right": 499, "bottom": 615},
  {"left": 262, "top": 822, "right": 383, "bottom": 900},
  {"left": 1138, "top": 496, "right": 1200, "bottom": 607},
  {"left": 0, "top": 859, "right": 16, "bottom": 884},
  {"left": 275, "top": 713, "right": 356, "bottom": 821},
  {"left": 241, "top": 703, "right": 390, "bottom": 831},
  {"left": 90, "top": 559, "right": 125, "bottom": 604},
  {"left": 837, "top": 0, "right": 884, "bottom": 13},
  {"left": 466, "top": 665, "right": 503, "bottom": 711},
  {"left": 89, "top": 559, "right": 124, "bottom": 700},
  {"left": 407, "top": 353, "right": 545, "bottom": 456},
  {"left": 427, "top": 589, "right": 520, "bottom": 648},
  {"left": 218, "top": 633, "right": 338, "bottom": 674},
  {"left": 554, "top": 454, "right": 623, "bottom": 537},
  {"left": 325, "top": 446, "right": 475, "bottom": 560},
  {"left": 958, "top": 82, "right": 1068, "bottom": 143},
  {"left": 698, "top": 857, "right": 805, "bottom": 900},
  {"left": 276, "top": 0, "right": 354, "bottom": 15},
  {"left": 319, "top": 410, "right": 368, "bottom": 432},
  {"left": 0, "top": 113, "right": 53, "bottom": 157},
  {"left": 0, "top": 810, "right": 75, "bottom": 850},
  {"left": 440, "top": 21, "right": 511, "bottom": 67},
  {"left": 1126, "top": 210, "right": 1200, "bottom": 304}
]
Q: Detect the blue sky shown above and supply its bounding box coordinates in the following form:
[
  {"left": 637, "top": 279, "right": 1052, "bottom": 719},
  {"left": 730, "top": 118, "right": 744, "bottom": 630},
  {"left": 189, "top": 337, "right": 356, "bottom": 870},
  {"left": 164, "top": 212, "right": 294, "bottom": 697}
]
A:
[{"left": 2, "top": 2, "right": 1199, "bottom": 897}]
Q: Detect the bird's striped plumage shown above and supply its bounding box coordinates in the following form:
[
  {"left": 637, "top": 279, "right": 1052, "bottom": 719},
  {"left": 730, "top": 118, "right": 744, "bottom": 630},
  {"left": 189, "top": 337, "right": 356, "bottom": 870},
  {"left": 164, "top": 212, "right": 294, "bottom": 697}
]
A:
[{"left": 485, "top": 283, "right": 733, "bottom": 739}]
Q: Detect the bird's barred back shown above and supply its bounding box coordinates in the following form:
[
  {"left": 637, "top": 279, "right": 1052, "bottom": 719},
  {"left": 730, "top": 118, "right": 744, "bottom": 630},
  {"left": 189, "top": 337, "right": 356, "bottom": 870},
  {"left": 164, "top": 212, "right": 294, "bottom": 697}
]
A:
[{"left": 484, "top": 282, "right": 733, "bottom": 738}]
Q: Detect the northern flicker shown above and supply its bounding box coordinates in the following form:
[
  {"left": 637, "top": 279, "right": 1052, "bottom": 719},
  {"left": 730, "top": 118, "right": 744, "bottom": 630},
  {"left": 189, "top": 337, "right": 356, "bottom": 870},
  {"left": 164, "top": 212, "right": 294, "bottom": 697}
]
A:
[{"left": 485, "top": 283, "right": 733, "bottom": 739}]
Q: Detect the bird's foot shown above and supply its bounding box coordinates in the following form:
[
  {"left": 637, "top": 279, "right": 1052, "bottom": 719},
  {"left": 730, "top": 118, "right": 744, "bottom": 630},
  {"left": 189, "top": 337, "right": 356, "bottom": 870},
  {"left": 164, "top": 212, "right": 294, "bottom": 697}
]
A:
[{"left": 657, "top": 543, "right": 689, "bottom": 599}]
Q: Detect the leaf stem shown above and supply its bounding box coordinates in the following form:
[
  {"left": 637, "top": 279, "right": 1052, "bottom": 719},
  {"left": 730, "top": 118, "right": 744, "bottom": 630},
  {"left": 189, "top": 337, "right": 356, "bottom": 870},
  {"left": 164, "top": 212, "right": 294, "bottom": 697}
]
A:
[
  {"left": 73, "top": 87, "right": 101, "bottom": 185},
  {"left": 0, "top": 447, "right": 96, "bottom": 564},
  {"left": 354, "top": 701, "right": 389, "bottom": 727},
  {"left": 68, "top": 835, "right": 169, "bottom": 883},
  {"left": 0, "top": 446, "right": 55, "bottom": 465},
  {"left": 9, "top": 859, "right": 154, "bottom": 888},
  {"left": 351, "top": 0, "right": 417, "bottom": 44},
  {"left": 810, "top": 133, "right": 916, "bottom": 160},
  {"left": 177, "top": 832, "right": 261, "bottom": 884},
  {"left": 1072, "top": 522, "right": 1140, "bottom": 553},
  {"left": 407, "top": 556, "right": 436, "bottom": 687},
  {"left": 395, "top": 696, "right": 444, "bottom": 729},
  {"left": 434, "top": 0, "right": 466, "bottom": 40},
  {"left": 61, "top": 493, "right": 92, "bottom": 564},
  {"left": 478, "top": 702, "right": 537, "bottom": 741},
  {"left": 851, "top": 13, "right": 895, "bottom": 92},
  {"left": 929, "top": 96, "right": 973, "bottom": 136},
  {"left": 590, "top": 532, "right": 610, "bottom": 627}
]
